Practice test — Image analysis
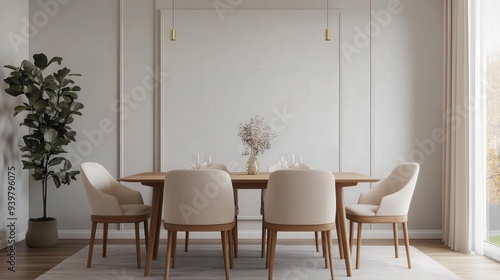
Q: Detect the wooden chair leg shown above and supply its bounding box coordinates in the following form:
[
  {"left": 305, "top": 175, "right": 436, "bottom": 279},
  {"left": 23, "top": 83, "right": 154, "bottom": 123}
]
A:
[
  {"left": 327, "top": 231, "right": 335, "bottom": 280},
  {"left": 349, "top": 220, "right": 354, "bottom": 254},
  {"left": 102, "top": 223, "right": 108, "bottom": 257},
  {"left": 234, "top": 216, "right": 238, "bottom": 258},
  {"left": 266, "top": 227, "right": 272, "bottom": 269},
  {"left": 164, "top": 231, "right": 173, "bottom": 280},
  {"left": 403, "top": 222, "right": 411, "bottom": 268},
  {"left": 184, "top": 231, "right": 189, "bottom": 252},
  {"left": 228, "top": 229, "right": 234, "bottom": 269},
  {"left": 87, "top": 222, "right": 97, "bottom": 268},
  {"left": 172, "top": 231, "right": 177, "bottom": 268},
  {"left": 321, "top": 231, "right": 328, "bottom": 268},
  {"left": 144, "top": 219, "right": 149, "bottom": 254},
  {"left": 315, "top": 231, "right": 320, "bottom": 252},
  {"left": 356, "top": 222, "right": 362, "bottom": 269},
  {"left": 393, "top": 223, "right": 399, "bottom": 258},
  {"left": 221, "top": 231, "right": 230, "bottom": 280},
  {"left": 135, "top": 222, "right": 141, "bottom": 269},
  {"left": 268, "top": 230, "right": 278, "bottom": 280},
  {"left": 261, "top": 218, "right": 266, "bottom": 258}
]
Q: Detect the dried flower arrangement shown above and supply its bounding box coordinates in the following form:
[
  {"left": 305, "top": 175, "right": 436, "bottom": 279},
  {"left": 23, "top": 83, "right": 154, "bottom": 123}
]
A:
[{"left": 238, "top": 115, "right": 277, "bottom": 156}]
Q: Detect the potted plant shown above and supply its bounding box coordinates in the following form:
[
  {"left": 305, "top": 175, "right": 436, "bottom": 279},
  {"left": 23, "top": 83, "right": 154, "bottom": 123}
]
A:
[{"left": 3, "top": 53, "right": 83, "bottom": 247}]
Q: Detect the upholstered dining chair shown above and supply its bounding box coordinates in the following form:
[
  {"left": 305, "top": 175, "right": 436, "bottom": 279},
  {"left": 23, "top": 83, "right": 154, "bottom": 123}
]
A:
[
  {"left": 80, "top": 162, "right": 151, "bottom": 269},
  {"left": 264, "top": 169, "right": 336, "bottom": 280},
  {"left": 260, "top": 163, "right": 318, "bottom": 258},
  {"left": 163, "top": 169, "right": 235, "bottom": 280},
  {"left": 183, "top": 163, "right": 239, "bottom": 256},
  {"left": 346, "top": 162, "right": 420, "bottom": 269}
]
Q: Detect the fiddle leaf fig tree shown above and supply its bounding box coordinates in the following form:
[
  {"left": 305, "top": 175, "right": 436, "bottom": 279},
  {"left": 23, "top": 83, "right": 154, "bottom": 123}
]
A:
[{"left": 3, "top": 53, "right": 83, "bottom": 221}]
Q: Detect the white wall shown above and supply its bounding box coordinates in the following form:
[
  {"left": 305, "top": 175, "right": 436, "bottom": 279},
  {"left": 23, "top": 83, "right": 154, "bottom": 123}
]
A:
[
  {"left": 0, "top": 0, "right": 30, "bottom": 249},
  {"left": 23, "top": 0, "right": 443, "bottom": 240}
]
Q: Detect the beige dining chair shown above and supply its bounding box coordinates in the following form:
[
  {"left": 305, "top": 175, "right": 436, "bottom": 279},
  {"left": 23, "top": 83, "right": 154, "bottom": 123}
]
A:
[
  {"left": 264, "top": 169, "right": 336, "bottom": 280},
  {"left": 260, "top": 163, "right": 319, "bottom": 258},
  {"left": 80, "top": 162, "right": 151, "bottom": 269},
  {"left": 346, "top": 162, "right": 420, "bottom": 269},
  {"left": 163, "top": 169, "right": 235, "bottom": 280},
  {"left": 183, "top": 163, "right": 239, "bottom": 256}
]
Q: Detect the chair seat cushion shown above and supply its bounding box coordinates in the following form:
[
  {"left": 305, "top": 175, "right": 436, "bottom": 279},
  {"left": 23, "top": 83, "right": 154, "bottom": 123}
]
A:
[
  {"left": 121, "top": 204, "right": 152, "bottom": 216},
  {"left": 345, "top": 204, "right": 378, "bottom": 216}
]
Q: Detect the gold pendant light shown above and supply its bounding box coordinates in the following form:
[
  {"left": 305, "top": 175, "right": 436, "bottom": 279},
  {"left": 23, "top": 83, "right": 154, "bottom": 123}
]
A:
[
  {"left": 170, "top": 0, "right": 176, "bottom": 41},
  {"left": 325, "top": 0, "right": 331, "bottom": 41}
]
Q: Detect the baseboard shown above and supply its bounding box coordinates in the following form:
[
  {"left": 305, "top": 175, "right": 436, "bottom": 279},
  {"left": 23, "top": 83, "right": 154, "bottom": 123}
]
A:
[{"left": 57, "top": 229, "right": 442, "bottom": 240}]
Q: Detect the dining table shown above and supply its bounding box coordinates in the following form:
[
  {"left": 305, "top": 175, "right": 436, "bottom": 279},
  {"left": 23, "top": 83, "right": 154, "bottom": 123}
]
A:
[{"left": 119, "top": 171, "right": 379, "bottom": 277}]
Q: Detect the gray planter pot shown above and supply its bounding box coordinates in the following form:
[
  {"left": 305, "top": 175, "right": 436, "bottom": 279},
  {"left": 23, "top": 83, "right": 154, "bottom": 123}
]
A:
[{"left": 26, "top": 218, "right": 58, "bottom": 248}]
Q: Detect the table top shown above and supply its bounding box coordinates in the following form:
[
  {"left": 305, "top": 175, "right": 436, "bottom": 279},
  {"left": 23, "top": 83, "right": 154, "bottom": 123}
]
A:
[{"left": 119, "top": 171, "right": 379, "bottom": 187}]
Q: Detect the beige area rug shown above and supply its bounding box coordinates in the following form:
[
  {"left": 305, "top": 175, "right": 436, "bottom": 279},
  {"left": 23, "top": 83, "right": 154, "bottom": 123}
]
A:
[{"left": 37, "top": 244, "right": 463, "bottom": 280}]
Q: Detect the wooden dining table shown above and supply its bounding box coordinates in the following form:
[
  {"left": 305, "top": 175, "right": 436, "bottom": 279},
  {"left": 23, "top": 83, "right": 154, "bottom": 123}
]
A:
[{"left": 119, "top": 171, "right": 378, "bottom": 277}]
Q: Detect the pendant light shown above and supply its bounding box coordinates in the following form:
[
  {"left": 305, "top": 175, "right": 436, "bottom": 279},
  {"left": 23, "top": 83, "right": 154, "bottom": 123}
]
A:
[
  {"left": 170, "top": 0, "right": 176, "bottom": 41},
  {"left": 325, "top": 0, "right": 331, "bottom": 41}
]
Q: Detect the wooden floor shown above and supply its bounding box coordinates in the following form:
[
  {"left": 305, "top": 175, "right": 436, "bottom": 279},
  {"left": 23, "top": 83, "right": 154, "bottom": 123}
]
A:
[{"left": 1, "top": 239, "right": 500, "bottom": 279}]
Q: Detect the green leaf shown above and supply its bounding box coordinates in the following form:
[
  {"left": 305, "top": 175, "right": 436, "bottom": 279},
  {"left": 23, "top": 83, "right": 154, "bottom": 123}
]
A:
[
  {"left": 68, "top": 73, "right": 81, "bottom": 77},
  {"left": 4, "top": 65, "right": 18, "bottom": 70},
  {"left": 14, "top": 105, "right": 29, "bottom": 114},
  {"left": 55, "top": 68, "right": 70, "bottom": 82},
  {"left": 22, "top": 160, "right": 37, "bottom": 169},
  {"left": 5, "top": 87, "right": 24, "bottom": 97},
  {"left": 71, "top": 102, "right": 84, "bottom": 111},
  {"left": 33, "top": 53, "right": 48, "bottom": 70},
  {"left": 71, "top": 86, "right": 81, "bottom": 91},
  {"left": 33, "top": 100, "right": 49, "bottom": 112},
  {"left": 21, "top": 60, "right": 36, "bottom": 71},
  {"left": 48, "top": 157, "right": 64, "bottom": 166},
  {"left": 47, "top": 56, "right": 63, "bottom": 67},
  {"left": 53, "top": 175, "right": 61, "bottom": 188},
  {"left": 22, "top": 119, "right": 38, "bottom": 129},
  {"left": 64, "top": 160, "right": 72, "bottom": 170},
  {"left": 27, "top": 84, "right": 40, "bottom": 94},
  {"left": 65, "top": 92, "right": 78, "bottom": 100}
]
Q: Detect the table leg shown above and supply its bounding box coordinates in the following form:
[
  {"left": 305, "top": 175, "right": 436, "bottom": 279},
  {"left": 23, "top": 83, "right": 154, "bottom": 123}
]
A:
[
  {"left": 144, "top": 184, "right": 162, "bottom": 276},
  {"left": 154, "top": 187, "right": 163, "bottom": 259},
  {"left": 336, "top": 184, "right": 352, "bottom": 277}
]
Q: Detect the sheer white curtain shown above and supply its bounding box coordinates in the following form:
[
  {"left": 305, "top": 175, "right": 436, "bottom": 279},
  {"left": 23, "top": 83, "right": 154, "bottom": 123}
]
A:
[{"left": 442, "top": 0, "right": 470, "bottom": 253}]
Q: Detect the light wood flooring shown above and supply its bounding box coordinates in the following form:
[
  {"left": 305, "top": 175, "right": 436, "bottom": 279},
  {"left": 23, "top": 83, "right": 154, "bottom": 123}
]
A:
[{"left": 1, "top": 239, "right": 500, "bottom": 279}]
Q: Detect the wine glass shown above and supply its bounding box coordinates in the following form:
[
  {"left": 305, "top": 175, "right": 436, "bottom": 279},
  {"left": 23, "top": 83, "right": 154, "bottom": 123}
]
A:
[
  {"left": 279, "top": 154, "right": 288, "bottom": 168},
  {"left": 191, "top": 153, "right": 202, "bottom": 169},
  {"left": 296, "top": 155, "right": 304, "bottom": 168},
  {"left": 287, "top": 154, "right": 297, "bottom": 169},
  {"left": 203, "top": 155, "right": 212, "bottom": 168}
]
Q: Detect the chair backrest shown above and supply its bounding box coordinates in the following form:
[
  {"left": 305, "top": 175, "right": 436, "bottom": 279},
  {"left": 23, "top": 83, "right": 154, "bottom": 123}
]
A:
[
  {"left": 163, "top": 169, "right": 235, "bottom": 225},
  {"left": 80, "top": 162, "right": 143, "bottom": 216},
  {"left": 264, "top": 169, "right": 336, "bottom": 225},
  {"left": 358, "top": 162, "right": 420, "bottom": 216},
  {"left": 268, "top": 163, "right": 287, "bottom": 172}
]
